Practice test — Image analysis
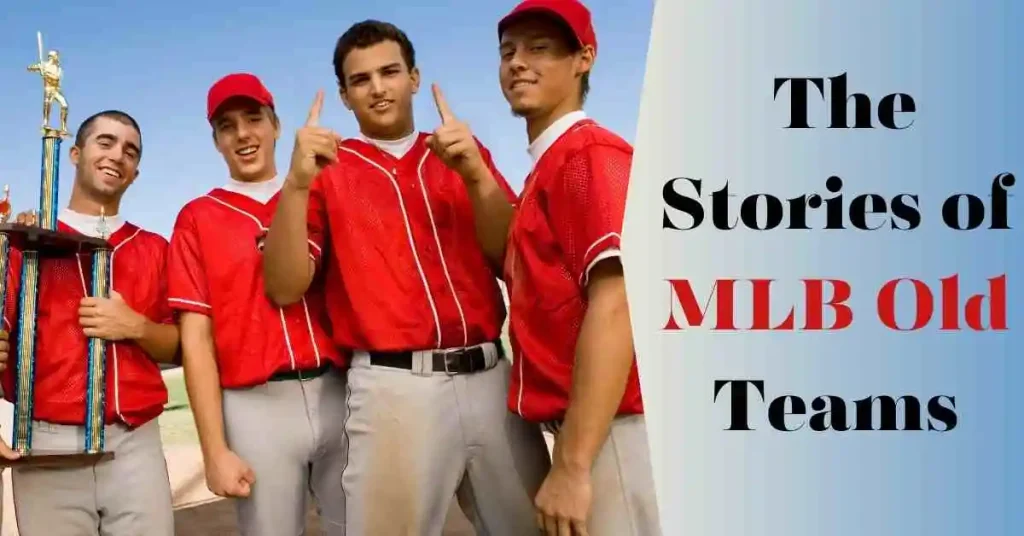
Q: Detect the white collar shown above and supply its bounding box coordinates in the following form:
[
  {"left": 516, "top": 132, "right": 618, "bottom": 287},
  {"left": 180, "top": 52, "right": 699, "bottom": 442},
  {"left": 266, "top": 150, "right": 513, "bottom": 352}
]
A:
[
  {"left": 59, "top": 207, "right": 125, "bottom": 238},
  {"left": 360, "top": 130, "right": 419, "bottom": 159},
  {"left": 221, "top": 175, "right": 281, "bottom": 203},
  {"left": 527, "top": 110, "right": 588, "bottom": 164}
]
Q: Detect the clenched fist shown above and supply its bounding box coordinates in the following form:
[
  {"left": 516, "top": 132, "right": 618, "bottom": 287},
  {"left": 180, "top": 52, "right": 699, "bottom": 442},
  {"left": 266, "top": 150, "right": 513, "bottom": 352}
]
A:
[
  {"left": 206, "top": 448, "right": 256, "bottom": 498},
  {"left": 286, "top": 90, "right": 342, "bottom": 190}
]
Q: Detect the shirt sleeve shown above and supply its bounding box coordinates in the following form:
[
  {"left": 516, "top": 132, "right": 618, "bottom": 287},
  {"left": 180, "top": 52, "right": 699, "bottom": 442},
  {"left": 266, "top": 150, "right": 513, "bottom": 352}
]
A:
[
  {"left": 166, "top": 207, "right": 213, "bottom": 316},
  {"left": 307, "top": 169, "right": 331, "bottom": 269},
  {"left": 148, "top": 237, "right": 175, "bottom": 325},
  {"left": 546, "top": 142, "right": 632, "bottom": 288}
]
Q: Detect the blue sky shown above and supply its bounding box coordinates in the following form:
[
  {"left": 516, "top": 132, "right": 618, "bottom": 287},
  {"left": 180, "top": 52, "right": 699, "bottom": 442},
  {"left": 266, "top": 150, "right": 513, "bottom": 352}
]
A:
[{"left": 0, "top": 0, "right": 653, "bottom": 237}]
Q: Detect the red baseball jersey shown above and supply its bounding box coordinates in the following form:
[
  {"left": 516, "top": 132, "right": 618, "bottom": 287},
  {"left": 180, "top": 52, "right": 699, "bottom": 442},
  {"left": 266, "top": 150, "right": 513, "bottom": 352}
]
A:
[
  {"left": 306, "top": 134, "right": 516, "bottom": 352},
  {"left": 167, "top": 188, "right": 341, "bottom": 389},
  {"left": 1, "top": 221, "right": 170, "bottom": 428},
  {"left": 504, "top": 116, "right": 644, "bottom": 423}
]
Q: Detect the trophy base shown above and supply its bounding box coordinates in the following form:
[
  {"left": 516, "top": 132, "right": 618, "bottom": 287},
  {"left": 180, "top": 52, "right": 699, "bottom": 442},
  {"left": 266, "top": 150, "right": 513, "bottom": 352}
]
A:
[
  {"left": 0, "top": 223, "right": 108, "bottom": 254},
  {"left": 0, "top": 449, "right": 114, "bottom": 468}
]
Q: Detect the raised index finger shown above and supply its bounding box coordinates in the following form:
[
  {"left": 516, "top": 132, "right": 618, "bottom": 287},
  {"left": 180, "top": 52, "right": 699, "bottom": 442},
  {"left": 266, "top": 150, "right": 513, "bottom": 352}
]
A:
[
  {"left": 306, "top": 90, "right": 324, "bottom": 127},
  {"left": 432, "top": 83, "right": 455, "bottom": 124}
]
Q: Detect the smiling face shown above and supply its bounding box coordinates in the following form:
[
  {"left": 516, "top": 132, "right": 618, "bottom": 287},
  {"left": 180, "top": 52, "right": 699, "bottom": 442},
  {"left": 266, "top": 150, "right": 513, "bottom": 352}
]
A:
[
  {"left": 211, "top": 97, "right": 280, "bottom": 182},
  {"left": 499, "top": 13, "right": 594, "bottom": 119},
  {"left": 69, "top": 116, "right": 141, "bottom": 202},
  {"left": 338, "top": 39, "right": 420, "bottom": 140}
]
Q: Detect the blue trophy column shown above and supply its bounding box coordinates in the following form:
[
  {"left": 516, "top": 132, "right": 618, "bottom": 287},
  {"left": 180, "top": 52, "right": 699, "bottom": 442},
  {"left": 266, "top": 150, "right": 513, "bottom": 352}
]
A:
[
  {"left": 12, "top": 251, "right": 39, "bottom": 453},
  {"left": 11, "top": 132, "right": 62, "bottom": 453},
  {"left": 86, "top": 245, "right": 110, "bottom": 453},
  {"left": 38, "top": 135, "right": 60, "bottom": 232}
]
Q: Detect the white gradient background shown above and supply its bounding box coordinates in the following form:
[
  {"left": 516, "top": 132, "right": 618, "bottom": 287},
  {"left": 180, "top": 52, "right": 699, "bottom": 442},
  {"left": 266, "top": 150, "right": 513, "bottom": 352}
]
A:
[{"left": 624, "top": 1, "right": 1022, "bottom": 534}]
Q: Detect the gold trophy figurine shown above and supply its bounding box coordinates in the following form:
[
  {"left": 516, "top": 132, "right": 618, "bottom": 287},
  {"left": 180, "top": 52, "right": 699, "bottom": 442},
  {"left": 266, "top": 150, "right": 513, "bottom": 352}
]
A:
[
  {"left": 27, "top": 32, "right": 69, "bottom": 137},
  {"left": 0, "top": 185, "right": 11, "bottom": 224}
]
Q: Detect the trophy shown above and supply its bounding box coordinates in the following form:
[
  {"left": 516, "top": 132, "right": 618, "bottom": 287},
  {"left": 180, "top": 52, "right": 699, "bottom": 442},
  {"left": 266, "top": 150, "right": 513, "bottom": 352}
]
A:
[{"left": 0, "top": 32, "right": 113, "bottom": 467}]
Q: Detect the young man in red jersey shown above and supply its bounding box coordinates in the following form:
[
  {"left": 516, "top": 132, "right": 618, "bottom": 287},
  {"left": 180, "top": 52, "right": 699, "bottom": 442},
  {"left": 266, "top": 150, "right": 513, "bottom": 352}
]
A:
[
  {"left": 0, "top": 110, "right": 179, "bottom": 536},
  {"left": 166, "top": 73, "right": 348, "bottom": 536},
  {"left": 435, "top": 1, "right": 663, "bottom": 535},
  {"left": 262, "top": 20, "right": 551, "bottom": 535}
]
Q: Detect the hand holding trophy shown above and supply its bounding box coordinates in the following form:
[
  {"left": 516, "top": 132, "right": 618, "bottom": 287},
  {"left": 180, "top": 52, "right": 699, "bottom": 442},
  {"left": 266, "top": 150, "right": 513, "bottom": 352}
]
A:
[{"left": 0, "top": 31, "right": 114, "bottom": 468}]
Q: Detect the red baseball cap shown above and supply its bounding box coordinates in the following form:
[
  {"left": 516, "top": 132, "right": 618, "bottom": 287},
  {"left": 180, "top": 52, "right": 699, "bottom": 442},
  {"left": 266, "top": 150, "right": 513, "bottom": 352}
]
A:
[
  {"left": 497, "top": 0, "right": 597, "bottom": 55},
  {"left": 206, "top": 73, "right": 274, "bottom": 121}
]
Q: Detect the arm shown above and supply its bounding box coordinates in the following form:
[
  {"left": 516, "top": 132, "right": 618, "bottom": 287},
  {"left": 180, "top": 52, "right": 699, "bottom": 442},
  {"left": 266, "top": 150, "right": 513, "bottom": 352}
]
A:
[
  {"left": 551, "top": 259, "right": 634, "bottom": 473},
  {"left": 462, "top": 146, "right": 517, "bottom": 270},
  {"left": 262, "top": 177, "right": 318, "bottom": 305},
  {"left": 78, "top": 236, "right": 182, "bottom": 363},
  {"left": 131, "top": 319, "right": 179, "bottom": 364},
  {"left": 179, "top": 312, "right": 228, "bottom": 459},
  {"left": 533, "top": 143, "right": 634, "bottom": 533},
  {"left": 424, "top": 85, "right": 517, "bottom": 270},
  {"left": 178, "top": 312, "right": 254, "bottom": 497},
  {"left": 263, "top": 92, "right": 339, "bottom": 305},
  {"left": 167, "top": 208, "right": 254, "bottom": 497},
  {"left": 79, "top": 290, "right": 181, "bottom": 363},
  {"left": 546, "top": 143, "right": 635, "bottom": 472}
]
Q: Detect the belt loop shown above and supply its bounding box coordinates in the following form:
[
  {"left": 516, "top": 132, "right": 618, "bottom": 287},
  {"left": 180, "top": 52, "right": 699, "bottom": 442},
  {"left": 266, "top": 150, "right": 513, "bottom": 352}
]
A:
[
  {"left": 484, "top": 343, "right": 498, "bottom": 368},
  {"left": 412, "top": 350, "right": 431, "bottom": 376}
]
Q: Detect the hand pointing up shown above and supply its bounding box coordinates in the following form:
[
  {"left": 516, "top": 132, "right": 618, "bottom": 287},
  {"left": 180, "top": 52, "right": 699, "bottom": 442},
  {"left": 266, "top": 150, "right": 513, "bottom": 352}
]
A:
[
  {"left": 286, "top": 90, "right": 342, "bottom": 190},
  {"left": 426, "top": 83, "right": 487, "bottom": 183}
]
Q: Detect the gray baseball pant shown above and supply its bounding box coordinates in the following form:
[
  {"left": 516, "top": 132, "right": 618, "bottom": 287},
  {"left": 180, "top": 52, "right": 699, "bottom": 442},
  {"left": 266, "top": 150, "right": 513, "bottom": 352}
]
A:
[
  {"left": 546, "top": 414, "right": 662, "bottom": 536},
  {"left": 222, "top": 367, "right": 348, "bottom": 536},
  {"left": 11, "top": 418, "right": 174, "bottom": 536},
  {"left": 342, "top": 346, "right": 551, "bottom": 536}
]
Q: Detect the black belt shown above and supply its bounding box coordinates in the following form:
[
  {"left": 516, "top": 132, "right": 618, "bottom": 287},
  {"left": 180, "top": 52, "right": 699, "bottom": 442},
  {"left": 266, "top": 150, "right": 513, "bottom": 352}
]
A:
[
  {"left": 369, "top": 341, "right": 503, "bottom": 375},
  {"left": 268, "top": 363, "right": 333, "bottom": 382}
]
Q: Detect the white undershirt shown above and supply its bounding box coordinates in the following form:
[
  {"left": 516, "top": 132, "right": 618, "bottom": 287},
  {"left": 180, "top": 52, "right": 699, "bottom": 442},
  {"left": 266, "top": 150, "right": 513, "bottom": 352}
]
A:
[
  {"left": 221, "top": 175, "right": 281, "bottom": 203},
  {"left": 59, "top": 207, "right": 125, "bottom": 238},
  {"left": 527, "top": 110, "right": 588, "bottom": 165},
  {"left": 361, "top": 130, "right": 418, "bottom": 159}
]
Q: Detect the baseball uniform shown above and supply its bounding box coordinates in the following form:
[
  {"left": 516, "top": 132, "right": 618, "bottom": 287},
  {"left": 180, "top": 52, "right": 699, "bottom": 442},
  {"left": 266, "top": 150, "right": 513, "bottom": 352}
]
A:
[
  {"left": 502, "top": 109, "right": 662, "bottom": 536},
  {"left": 1, "top": 209, "right": 174, "bottom": 536},
  {"left": 306, "top": 133, "right": 550, "bottom": 535},
  {"left": 167, "top": 178, "right": 348, "bottom": 536}
]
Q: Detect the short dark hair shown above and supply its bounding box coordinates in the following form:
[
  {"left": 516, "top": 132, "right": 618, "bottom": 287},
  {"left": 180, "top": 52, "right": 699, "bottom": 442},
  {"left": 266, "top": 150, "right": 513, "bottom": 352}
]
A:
[
  {"left": 75, "top": 110, "right": 143, "bottom": 158},
  {"left": 552, "top": 17, "right": 591, "bottom": 104},
  {"left": 333, "top": 20, "right": 417, "bottom": 90}
]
